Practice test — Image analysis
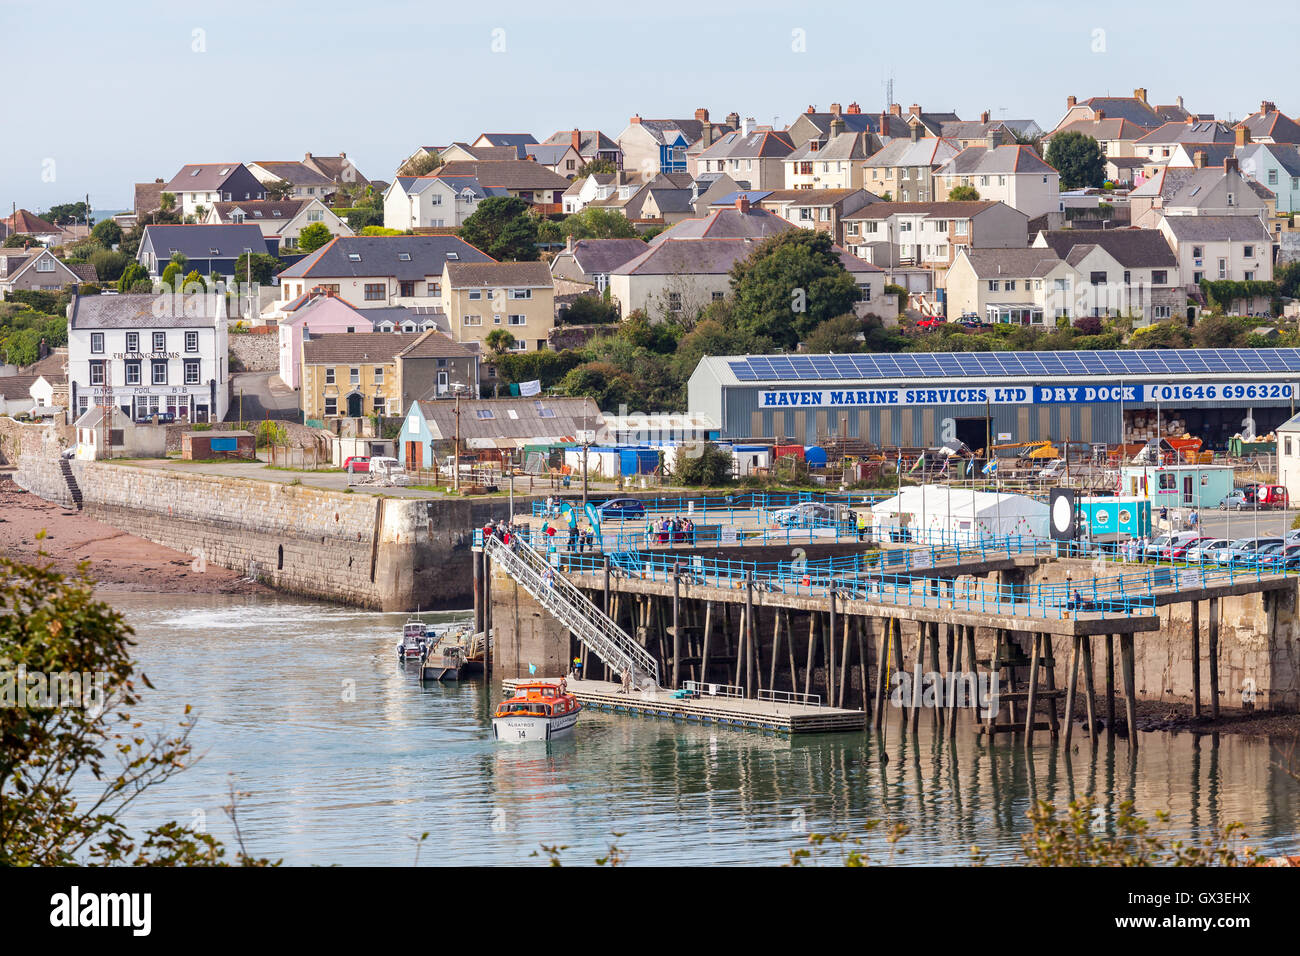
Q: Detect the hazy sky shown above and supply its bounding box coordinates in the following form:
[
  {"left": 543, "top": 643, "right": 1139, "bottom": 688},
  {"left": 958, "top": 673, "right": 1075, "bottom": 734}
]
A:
[{"left": 3, "top": 0, "right": 1298, "bottom": 213}]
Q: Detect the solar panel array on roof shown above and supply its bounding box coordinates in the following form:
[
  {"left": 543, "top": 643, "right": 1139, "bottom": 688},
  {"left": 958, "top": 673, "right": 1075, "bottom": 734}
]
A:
[{"left": 726, "top": 349, "right": 1300, "bottom": 382}]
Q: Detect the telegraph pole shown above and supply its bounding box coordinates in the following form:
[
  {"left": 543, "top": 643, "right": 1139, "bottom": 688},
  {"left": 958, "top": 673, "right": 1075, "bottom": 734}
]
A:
[{"left": 453, "top": 392, "right": 461, "bottom": 492}]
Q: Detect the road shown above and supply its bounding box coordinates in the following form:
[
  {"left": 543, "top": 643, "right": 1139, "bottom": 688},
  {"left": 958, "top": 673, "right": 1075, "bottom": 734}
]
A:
[{"left": 227, "top": 371, "right": 300, "bottom": 422}]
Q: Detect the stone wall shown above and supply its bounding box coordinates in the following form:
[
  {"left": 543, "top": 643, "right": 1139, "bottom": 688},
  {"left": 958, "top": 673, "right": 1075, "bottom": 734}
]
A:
[{"left": 228, "top": 330, "right": 279, "bottom": 372}]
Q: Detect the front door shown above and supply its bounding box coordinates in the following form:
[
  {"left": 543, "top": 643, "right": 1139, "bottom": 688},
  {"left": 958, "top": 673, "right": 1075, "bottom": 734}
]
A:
[
  {"left": 437, "top": 371, "right": 448, "bottom": 395},
  {"left": 1183, "top": 475, "right": 1193, "bottom": 505},
  {"left": 346, "top": 392, "right": 363, "bottom": 417},
  {"left": 406, "top": 441, "right": 422, "bottom": 470}
]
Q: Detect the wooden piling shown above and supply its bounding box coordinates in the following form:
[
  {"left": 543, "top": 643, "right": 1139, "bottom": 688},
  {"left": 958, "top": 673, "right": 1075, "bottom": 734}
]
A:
[
  {"left": 700, "top": 601, "right": 713, "bottom": 683},
  {"left": 1105, "top": 634, "right": 1116, "bottom": 735},
  {"left": 1062, "top": 635, "right": 1081, "bottom": 747},
  {"left": 1025, "top": 632, "right": 1041, "bottom": 743},
  {"left": 1080, "top": 636, "right": 1097, "bottom": 742},
  {"left": 671, "top": 573, "right": 681, "bottom": 689},
  {"left": 1208, "top": 596, "right": 1220, "bottom": 720},
  {"left": 1121, "top": 633, "right": 1138, "bottom": 749},
  {"left": 1191, "top": 599, "right": 1201, "bottom": 720}
]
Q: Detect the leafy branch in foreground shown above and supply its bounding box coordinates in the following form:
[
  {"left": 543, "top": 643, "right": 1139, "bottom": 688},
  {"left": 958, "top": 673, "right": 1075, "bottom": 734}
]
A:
[{"left": 0, "top": 556, "right": 276, "bottom": 865}]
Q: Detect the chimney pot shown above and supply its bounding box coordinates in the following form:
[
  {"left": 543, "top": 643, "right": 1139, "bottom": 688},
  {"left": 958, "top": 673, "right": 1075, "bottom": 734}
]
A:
[
  {"left": 1262, "top": 101, "right": 1276, "bottom": 114},
  {"left": 846, "top": 101, "right": 861, "bottom": 114},
  {"left": 725, "top": 111, "right": 740, "bottom": 128},
  {"left": 909, "top": 104, "right": 922, "bottom": 116},
  {"left": 1176, "top": 96, "right": 1184, "bottom": 110},
  {"left": 572, "top": 128, "right": 582, "bottom": 150},
  {"left": 1225, "top": 156, "right": 1239, "bottom": 175},
  {"left": 890, "top": 104, "right": 902, "bottom": 117},
  {"left": 695, "top": 108, "right": 709, "bottom": 123},
  {"left": 980, "top": 110, "right": 990, "bottom": 124},
  {"left": 1134, "top": 87, "right": 1147, "bottom": 104}
]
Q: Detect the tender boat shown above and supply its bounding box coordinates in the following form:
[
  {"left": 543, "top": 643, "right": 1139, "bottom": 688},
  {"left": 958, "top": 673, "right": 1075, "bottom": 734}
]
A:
[
  {"left": 492, "top": 679, "right": 582, "bottom": 742},
  {"left": 420, "top": 631, "right": 469, "bottom": 681},
  {"left": 397, "top": 619, "right": 429, "bottom": 662}
]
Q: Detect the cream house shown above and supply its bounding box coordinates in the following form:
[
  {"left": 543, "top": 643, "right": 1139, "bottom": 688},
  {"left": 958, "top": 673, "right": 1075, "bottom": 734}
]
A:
[
  {"left": 205, "top": 198, "right": 352, "bottom": 249},
  {"left": 383, "top": 175, "right": 508, "bottom": 230},
  {"left": 441, "top": 261, "right": 555, "bottom": 353},
  {"left": 933, "top": 146, "right": 1062, "bottom": 219}
]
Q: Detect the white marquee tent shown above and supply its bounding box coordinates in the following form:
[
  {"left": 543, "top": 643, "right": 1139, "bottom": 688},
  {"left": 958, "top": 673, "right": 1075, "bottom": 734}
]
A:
[{"left": 869, "top": 485, "right": 1049, "bottom": 545}]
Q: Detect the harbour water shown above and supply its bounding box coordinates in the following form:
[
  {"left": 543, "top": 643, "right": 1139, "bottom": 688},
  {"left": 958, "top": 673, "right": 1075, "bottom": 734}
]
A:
[{"left": 104, "top": 592, "right": 1300, "bottom": 866}]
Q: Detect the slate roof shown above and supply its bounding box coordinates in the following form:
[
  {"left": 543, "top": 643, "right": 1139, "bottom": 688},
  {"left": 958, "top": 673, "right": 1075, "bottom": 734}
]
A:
[
  {"left": 697, "top": 130, "right": 794, "bottom": 160},
  {"left": 280, "top": 235, "right": 492, "bottom": 280},
  {"left": 69, "top": 293, "right": 221, "bottom": 329},
  {"left": 1237, "top": 108, "right": 1300, "bottom": 144},
  {"left": 613, "top": 236, "right": 881, "bottom": 276},
  {"left": 786, "top": 130, "right": 876, "bottom": 162},
  {"left": 1159, "top": 216, "right": 1271, "bottom": 242},
  {"left": 134, "top": 181, "right": 165, "bottom": 215},
  {"left": 1037, "top": 229, "right": 1176, "bottom": 268},
  {"left": 564, "top": 239, "right": 650, "bottom": 274},
  {"left": 212, "top": 199, "right": 308, "bottom": 222},
  {"left": 444, "top": 261, "right": 552, "bottom": 288},
  {"left": 935, "top": 145, "right": 1056, "bottom": 175},
  {"left": 252, "top": 161, "right": 334, "bottom": 187},
  {"left": 434, "top": 160, "right": 571, "bottom": 190},
  {"left": 524, "top": 143, "right": 574, "bottom": 166},
  {"left": 645, "top": 188, "right": 694, "bottom": 214},
  {"left": 474, "top": 133, "right": 538, "bottom": 148},
  {"left": 647, "top": 205, "right": 793, "bottom": 245},
  {"left": 798, "top": 111, "right": 907, "bottom": 138},
  {"left": 302, "top": 332, "right": 427, "bottom": 365},
  {"left": 542, "top": 130, "right": 620, "bottom": 155},
  {"left": 1241, "top": 143, "right": 1300, "bottom": 177},
  {"left": 959, "top": 247, "right": 1061, "bottom": 278},
  {"left": 1133, "top": 121, "right": 1234, "bottom": 146},
  {"left": 1051, "top": 117, "right": 1148, "bottom": 142},
  {"left": 396, "top": 330, "right": 475, "bottom": 360},
  {"left": 302, "top": 153, "right": 370, "bottom": 186},
  {"left": 0, "top": 374, "right": 38, "bottom": 400},
  {"left": 1075, "top": 96, "right": 1164, "bottom": 128},
  {"left": 863, "top": 136, "right": 961, "bottom": 168},
  {"left": 758, "top": 188, "right": 870, "bottom": 205},
  {"left": 163, "top": 163, "right": 251, "bottom": 192},
  {"left": 139, "top": 223, "right": 268, "bottom": 261},
  {"left": 842, "top": 200, "right": 1003, "bottom": 220},
  {"left": 449, "top": 143, "right": 527, "bottom": 161}
]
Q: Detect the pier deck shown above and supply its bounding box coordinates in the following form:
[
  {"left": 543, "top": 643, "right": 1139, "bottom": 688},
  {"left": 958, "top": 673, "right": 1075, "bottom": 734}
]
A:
[{"left": 501, "top": 677, "right": 866, "bottom": 735}]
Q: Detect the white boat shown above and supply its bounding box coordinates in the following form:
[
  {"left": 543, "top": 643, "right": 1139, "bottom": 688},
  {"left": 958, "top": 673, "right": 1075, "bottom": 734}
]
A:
[
  {"left": 492, "top": 680, "right": 582, "bottom": 742},
  {"left": 396, "top": 619, "right": 429, "bottom": 662}
]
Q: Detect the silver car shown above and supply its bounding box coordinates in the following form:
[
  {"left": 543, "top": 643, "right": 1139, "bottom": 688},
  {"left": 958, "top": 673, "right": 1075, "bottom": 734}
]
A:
[{"left": 1184, "top": 538, "right": 1228, "bottom": 562}]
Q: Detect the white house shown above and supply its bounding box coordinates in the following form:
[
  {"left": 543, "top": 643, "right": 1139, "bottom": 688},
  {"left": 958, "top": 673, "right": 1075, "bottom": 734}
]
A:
[
  {"left": 205, "top": 198, "right": 353, "bottom": 249},
  {"left": 934, "top": 146, "right": 1062, "bottom": 219},
  {"left": 66, "top": 293, "right": 230, "bottom": 423},
  {"left": 383, "top": 176, "right": 507, "bottom": 230}
]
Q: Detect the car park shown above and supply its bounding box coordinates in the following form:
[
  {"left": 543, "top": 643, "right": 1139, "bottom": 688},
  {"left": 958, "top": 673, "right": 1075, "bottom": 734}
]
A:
[
  {"left": 1217, "top": 537, "right": 1284, "bottom": 565},
  {"left": 1169, "top": 535, "right": 1214, "bottom": 561},
  {"left": 1184, "top": 538, "right": 1229, "bottom": 562}
]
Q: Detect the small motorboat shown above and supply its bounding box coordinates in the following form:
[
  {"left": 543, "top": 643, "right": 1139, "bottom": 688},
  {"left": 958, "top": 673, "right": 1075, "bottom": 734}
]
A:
[
  {"left": 396, "top": 619, "right": 429, "bottom": 662},
  {"left": 492, "top": 679, "right": 582, "bottom": 742},
  {"left": 420, "top": 633, "right": 469, "bottom": 681}
]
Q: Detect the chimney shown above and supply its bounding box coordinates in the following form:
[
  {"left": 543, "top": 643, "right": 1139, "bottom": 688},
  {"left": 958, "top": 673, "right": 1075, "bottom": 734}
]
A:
[
  {"left": 909, "top": 104, "right": 922, "bottom": 117},
  {"left": 830, "top": 117, "right": 845, "bottom": 137},
  {"left": 725, "top": 111, "right": 740, "bottom": 128},
  {"left": 695, "top": 107, "right": 710, "bottom": 123},
  {"left": 1134, "top": 87, "right": 1147, "bottom": 104},
  {"left": 571, "top": 128, "right": 582, "bottom": 150},
  {"left": 1262, "top": 101, "right": 1277, "bottom": 114},
  {"left": 846, "top": 102, "right": 862, "bottom": 114},
  {"left": 630, "top": 114, "right": 641, "bottom": 124},
  {"left": 989, "top": 128, "right": 1005, "bottom": 148},
  {"left": 1225, "top": 157, "right": 1239, "bottom": 175},
  {"left": 980, "top": 110, "right": 990, "bottom": 124},
  {"left": 565, "top": 234, "right": 574, "bottom": 254},
  {"left": 304, "top": 151, "right": 313, "bottom": 160},
  {"left": 1067, "top": 95, "right": 1077, "bottom": 109},
  {"left": 1235, "top": 126, "right": 1251, "bottom": 147},
  {"left": 910, "top": 123, "right": 921, "bottom": 143},
  {"left": 1194, "top": 150, "right": 1207, "bottom": 168},
  {"left": 890, "top": 104, "right": 902, "bottom": 117},
  {"left": 736, "top": 195, "right": 751, "bottom": 213},
  {"left": 806, "top": 105, "right": 816, "bottom": 114},
  {"left": 830, "top": 102, "right": 842, "bottom": 118},
  {"left": 742, "top": 116, "right": 752, "bottom": 136},
  {"left": 1176, "top": 96, "right": 1184, "bottom": 110},
  {"left": 1186, "top": 115, "right": 1196, "bottom": 125},
  {"left": 1095, "top": 109, "right": 1105, "bottom": 120}
]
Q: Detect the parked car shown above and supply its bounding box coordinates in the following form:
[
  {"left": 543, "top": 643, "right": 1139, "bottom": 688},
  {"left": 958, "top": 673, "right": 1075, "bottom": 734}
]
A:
[
  {"left": 1218, "top": 490, "right": 1250, "bottom": 511},
  {"left": 1184, "top": 538, "right": 1229, "bottom": 563},
  {"left": 1147, "top": 531, "right": 1204, "bottom": 561},
  {"left": 1216, "top": 537, "right": 1284, "bottom": 565},
  {"left": 1169, "top": 535, "right": 1215, "bottom": 561},
  {"left": 60, "top": 446, "right": 76, "bottom": 460},
  {"left": 915, "top": 317, "right": 944, "bottom": 328},
  {"left": 343, "top": 456, "right": 371, "bottom": 473},
  {"left": 1259, "top": 485, "right": 1290, "bottom": 509},
  {"left": 1260, "top": 543, "right": 1300, "bottom": 571},
  {"left": 597, "top": 498, "right": 646, "bottom": 520},
  {"left": 1037, "top": 458, "right": 1067, "bottom": 481},
  {"left": 134, "top": 410, "right": 176, "bottom": 425},
  {"left": 771, "top": 501, "right": 841, "bottom": 528}
]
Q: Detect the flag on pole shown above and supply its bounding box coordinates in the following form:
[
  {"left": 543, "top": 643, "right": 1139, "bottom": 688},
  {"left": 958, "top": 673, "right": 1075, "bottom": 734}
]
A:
[
  {"left": 909, "top": 452, "right": 925, "bottom": 474},
  {"left": 519, "top": 379, "right": 542, "bottom": 397},
  {"left": 982, "top": 460, "right": 998, "bottom": 476},
  {"left": 528, "top": 662, "right": 537, "bottom": 675},
  {"left": 966, "top": 458, "right": 975, "bottom": 476}
]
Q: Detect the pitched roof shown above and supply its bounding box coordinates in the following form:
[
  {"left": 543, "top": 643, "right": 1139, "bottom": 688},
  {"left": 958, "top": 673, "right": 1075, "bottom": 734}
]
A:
[
  {"left": 935, "top": 145, "right": 1056, "bottom": 176},
  {"left": 444, "top": 260, "right": 552, "bottom": 288},
  {"left": 959, "top": 247, "right": 1061, "bottom": 278},
  {"left": 863, "top": 136, "right": 961, "bottom": 168},
  {"left": 475, "top": 133, "right": 538, "bottom": 148},
  {"left": 449, "top": 143, "right": 527, "bottom": 161},
  {"left": 842, "top": 200, "right": 1003, "bottom": 220},
  {"left": 303, "top": 332, "right": 425, "bottom": 365},
  {"left": 139, "top": 223, "right": 268, "bottom": 260},
  {"left": 648, "top": 205, "right": 792, "bottom": 244},
  {"left": 68, "top": 263, "right": 98, "bottom": 283},
  {"left": 1237, "top": 107, "right": 1300, "bottom": 144},
  {"left": 434, "top": 160, "right": 571, "bottom": 190},
  {"left": 1159, "top": 215, "right": 1271, "bottom": 242},
  {"left": 3, "top": 209, "right": 58, "bottom": 235},
  {"left": 523, "top": 143, "right": 575, "bottom": 165},
  {"left": 787, "top": 130, "right": 877, "bottom": 162},
  {"left": 758, "top": 188, "right": 872, "bottom": 205},
  {"left": 542, "top": 130, "right": 620, "bottom": 155},
  {"left": 1133, "top": 121, "right": 1234, "bottom": 146},
  {"left": 396, "top": 329, "right": 475, "bottom": 360},
  {"left": 211, "top": 198, "right": 308, "bottom": 222},
  {"left": 280, "top": 235, "right": 492, "bottom": 280},
  {"left": 251, "top": 161, "right": 334, "bottom": 187},
  {"left": 1051, "top": 117, "right": 1148, "bottom": 142},
  {"left": 1241, "top": 142, "right": 1300, "bottom": 177},
  {"left": 797, "top": 111, "right": 908, "bottom": 138},
  {"left": 613, "top": 236, "right": 880, "bottom": 277},
  {"left": 697, "top": 130, "right": 794, "bottom": 160},
  {"left": 69, "top": 293, "right": 222, "bottom": 329},
  {"left": 163, "top": 163, "right": 251, "bottom": 192},
  {"left": 302, "top": 152, "right": 369, "bottom": 185},
  {"left": 134, "top": 181, "right": 165, "bottom": 215},
  {"left": 1077, "top": 96, "right": 1164, "bottom": 128},
  {"left": 0, "top": 374, "right": 38, "bottom": 400},
  {"left": 563, "top": 238, "right": 650, "bottom": 274},
  {"left": 1036, "top": 229, "right": 1176, "bottom": 268}
]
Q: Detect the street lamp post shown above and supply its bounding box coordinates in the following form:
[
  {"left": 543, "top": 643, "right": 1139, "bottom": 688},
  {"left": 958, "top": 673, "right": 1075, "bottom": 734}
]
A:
[{"left": 453, "top": 391, "right": 461, "bottom": 492}]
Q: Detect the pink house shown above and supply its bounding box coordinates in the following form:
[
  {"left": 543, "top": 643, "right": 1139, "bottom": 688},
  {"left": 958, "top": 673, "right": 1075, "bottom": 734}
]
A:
[{"left": 277, "top": 292, "right": 375, "bottom": 389}]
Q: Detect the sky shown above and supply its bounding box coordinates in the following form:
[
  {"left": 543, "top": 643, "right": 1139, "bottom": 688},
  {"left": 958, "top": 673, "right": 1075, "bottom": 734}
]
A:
[{"left": 3, "top": 0, "right": 1300, "bottom": 214}]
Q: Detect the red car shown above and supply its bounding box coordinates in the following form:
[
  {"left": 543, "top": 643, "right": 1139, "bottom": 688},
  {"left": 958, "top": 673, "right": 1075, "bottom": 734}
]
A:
[
  {"left": 1169, "top": 536, "right": 1214, "bottom": 561},
  {"left": 916, "top": 317, "right": 945, "bottom": 328},
  {"left": 343, "top": 456, "right": 371, "bottom": 473}
]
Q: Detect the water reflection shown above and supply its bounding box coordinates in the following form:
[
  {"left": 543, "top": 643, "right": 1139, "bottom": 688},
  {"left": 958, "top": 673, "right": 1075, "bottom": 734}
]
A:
[{"left": 100, "top": 593, "right": 1300, "bottom": 866}]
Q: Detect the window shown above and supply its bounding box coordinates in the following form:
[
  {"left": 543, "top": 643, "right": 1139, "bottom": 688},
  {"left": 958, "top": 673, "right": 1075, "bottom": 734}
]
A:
[
  {"left": 1244, "top": 245, "right": 1255, "bottom": 258},
  {"left": 1288, "top": 437, "right": 1294, "bottom": 456},
  {"left": 1123, "top": 271, "right": 1131, "bottom": 285},
  {"left": 1090, "top": 272, "right": 1107, "bottom": 285},
  {"left": 507, "top": 314, "right": 526, "bottom": 326},
  {"left": 1192, "top": 246, "right": 1204, "bottom": 259},
  {"left": 36, "top": 256, "right": 54, "bottom": 272},
  {"left": 1218, "top": 258, "right": 1227, "bottom": 279},
  {"left": 666, "top": 292, "right": 682, "bottom": 311},
  {"left": 1193, "top": 271, "right": 1204, "bottom": 284},
  {"left": 468, "top": 289, "right": 482, "bottom": 300},
  {"left": 1152, "top": 270, "right": 1167, "bottom": 285},
  {"left": 476, "top": 409, "right": 495, "bottom": 420},
  {"left": 126, "top": 332, "right": 139, "bottom": 353},
  {"left": 349, "top": 367, "right": 360, "bottom": 386},
  {"left": 151, "top": 361, "right": 167, "bottom": 385},
  {"left": 509, "top": 288, "right": 532, "bottom": 299},
  {"left": 462, "top": 314, "right": 482, "bottom": 326},
  {"left": 373, "top": 366, "right": 384, "bottom": 384},
  {"left": 90, "top": 332, "right": 104, "bottom": 354},
  {"left": 987, "top": 280, "right": 1000, "bottom": 292},
  {"left": 566, "top": 159, "right": 575, "bottom": 170},
  {"left": 399, "top": 281, "right": 416, "bottom": 297},
  {"left": 1269, "top": 169, "right": 1279, "bottom": 186},
  {"left": 125, "top": 360, "right": 141, "bottom": 385},
  {"left": 954, "top": 220, "right": 968, "bottom": 237},
  {"left": 89, "top": 361, "right": 104, "bottom": 386},
  {"left": 534, "top": 402, "right": 556, "bottom": 418},
  {"left": 1245, "top": 271, "right": 1255, "bottom": 280},
  {"left": 348, "top": 253, "right": 362, "bottom": 262},
  {"left": 325, "top": 368, "right": 335, "bottom": 385},
  {"left": 1005, "top": 280, "right": 1017, "bottom": 291},
  {"left": 153, "top": 332, "right": 165, "bottom": 352},
  {"left": 1154, "top": 306, "right": 1171, "bottom": 319},
  {"left": 712, "top": 291, "right": 724, "bottom": 301},
  {"left": 397, "top": 252, "right": 412, "bottom": 261},
  {"left": 427, "top": 281, "right": 440, "bottom": 296},
  {"left": 1053, "top": 278, "right": 1070, "bottom": 292},
  {"left": 325, "top": 398, "right": 337, "bottom": 416},
  {"left": 364, "top": 283, "right": 384, "bottom": 301},
  {"left": 184, "top": 360, "right": 200, "bottom": 385},
  {"left": 185, "top": 331, "right": 198, "bottom": 352}
]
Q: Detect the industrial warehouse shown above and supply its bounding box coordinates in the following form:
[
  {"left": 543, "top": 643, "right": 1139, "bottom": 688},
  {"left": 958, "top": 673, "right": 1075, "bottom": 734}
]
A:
[{"left": 688, "top": 349, "right": 1300, "bottom": 450}]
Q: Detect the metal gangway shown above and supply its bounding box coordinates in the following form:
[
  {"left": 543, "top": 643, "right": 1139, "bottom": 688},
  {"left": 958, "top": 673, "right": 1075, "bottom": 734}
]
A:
[{"left": 484, "top": 535, "right": 660, "bottom": 687}]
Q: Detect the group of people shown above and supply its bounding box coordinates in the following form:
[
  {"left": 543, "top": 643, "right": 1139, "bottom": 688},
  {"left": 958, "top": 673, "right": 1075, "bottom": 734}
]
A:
[
  {"left": 647, "top": 516, "right": 696, "bottom": 545},
  {"left": 1158, "top": 505, "right": 1199, "bottom": 531}
]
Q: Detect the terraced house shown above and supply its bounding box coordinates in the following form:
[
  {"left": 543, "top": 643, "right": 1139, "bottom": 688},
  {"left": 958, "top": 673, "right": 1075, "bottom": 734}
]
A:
[
  {"left": 299, "top": 332, "right": 420, "bottom": 419},
  {"left": 441, "top": 260, "right": 555, "bottom": 353}
]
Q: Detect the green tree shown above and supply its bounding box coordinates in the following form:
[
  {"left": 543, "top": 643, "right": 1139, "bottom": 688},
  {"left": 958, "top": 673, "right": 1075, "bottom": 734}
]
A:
[
  {"left": 159, "top": 192, "right": 177, "bottom": 214},
  {"left": 485, "top": 329, "right": 517, "bottom": 355},
  {"left": 560, "top": 361, "right": 637, "bottom": 408},
  {"left": 673, "top": 442, "right": 734, "bottom": 486},
  {"left": 116, "top": 261, "right": 149, "bottom": 292},
  {"left": 233, "top": 252, "right": 284, "bottom": 285},
  {"left": 458, "top": 196, "right": 539, "bottom": 261},
  {"left": 90, "top": 218, "right": 122, "bottom": 248},
  {"left": 577, "top": 158, "right": 617, "bottom": 178},
  {"left": 802, "top": 314, "right": 865, "bottom": 353},
  {"left": 559, "top": 294, "right": 620, "bottom": 325},
  {"left": 297, "top": 222, "right": 332, "bottom": 253},
  {"left": 397, "top": 153, "right": 443, "bottom": 177},
  {"left": 41, "top": 201, "right": 89, "bottom": 225},
  {"left": 561, "top": 207, "right": 637, "bottom": 239},
  {"left": 160, "top": 261, "right": 184, "bottom": 290},
  {"left": 728, "top": 229, "right": 859, "bottom": 349},
  {"left": 948, "top": 185, "right": 980, "bottom": 201},
  {"left": 0, "top": 558, "right": 276, "bottom": 865},
  {"left": 536, "top": 218, "right": 563, "bottom": 245},
  {"left": 1045, "top": 131, "right": 1106, "bottom": 189},
  {"left": 3, "top": 234, "right": 37, "bottom": 248},
  {"left": 264, "top": 180, "right": 294, "bottom": 200},
  {"left": 182, "top": 269, "right": 206, "bottom": 292}
]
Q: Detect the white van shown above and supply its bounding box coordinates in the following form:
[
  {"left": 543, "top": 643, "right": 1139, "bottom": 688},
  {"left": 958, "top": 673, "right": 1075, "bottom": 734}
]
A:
[{"left": 1037, "top": 458, "right": 1067, "bottom": 480}]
